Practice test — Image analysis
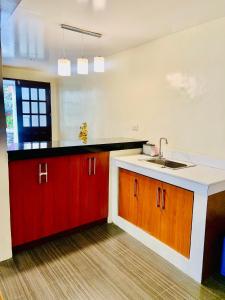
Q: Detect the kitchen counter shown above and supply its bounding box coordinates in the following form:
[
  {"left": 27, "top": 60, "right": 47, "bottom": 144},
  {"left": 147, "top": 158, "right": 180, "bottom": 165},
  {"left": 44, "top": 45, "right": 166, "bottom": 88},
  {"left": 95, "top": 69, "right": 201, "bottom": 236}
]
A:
[
  {"left": 8, "top": 141, "right": 145, "bottom": 250},
  {"left": 7, "top": 138, "right": 147, "bottom": 161},
  {"left": 114, "top": 154, "right": 225, "bottom": 194},
  {"left": 109, "top": 153, "right": 225, "bottom": 283}
]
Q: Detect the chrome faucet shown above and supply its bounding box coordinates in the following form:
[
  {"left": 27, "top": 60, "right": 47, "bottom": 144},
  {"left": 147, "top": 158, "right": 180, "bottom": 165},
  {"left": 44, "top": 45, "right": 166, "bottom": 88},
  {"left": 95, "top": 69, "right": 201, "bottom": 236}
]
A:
[{"left": 159, "top": 137, "right": 168, "bottom": 159}]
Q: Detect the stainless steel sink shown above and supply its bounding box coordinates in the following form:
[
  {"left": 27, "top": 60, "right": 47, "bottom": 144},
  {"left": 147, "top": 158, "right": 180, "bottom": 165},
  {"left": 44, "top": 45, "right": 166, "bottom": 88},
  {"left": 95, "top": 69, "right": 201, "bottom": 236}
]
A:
[{"left": 146, "top": 158, "right": 189, "bottom": 169}]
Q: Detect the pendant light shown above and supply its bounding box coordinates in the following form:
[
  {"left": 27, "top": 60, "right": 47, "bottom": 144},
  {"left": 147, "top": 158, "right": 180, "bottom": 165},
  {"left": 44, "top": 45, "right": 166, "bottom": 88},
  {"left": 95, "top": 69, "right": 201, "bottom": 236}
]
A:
[
  {"left": 77, "top": 32, "right": 88, "bottom": 75},
  {"left": 93, "top": 26, "right": 104, "bottom": 73},
  {"left": 58, "top": 28, "right": 71, "bottom": 76},
  {"left": 58, "top": 24, "right": 104, "bottom": 76},
  {"left": 58, "top": 59, "right": 71, "bottom": 76},
  {"left": 77, "top": 58, "right": 88, "bottom": 75},
  {"left": 94, "top": 56, "right": 104, "bottom": 73}
]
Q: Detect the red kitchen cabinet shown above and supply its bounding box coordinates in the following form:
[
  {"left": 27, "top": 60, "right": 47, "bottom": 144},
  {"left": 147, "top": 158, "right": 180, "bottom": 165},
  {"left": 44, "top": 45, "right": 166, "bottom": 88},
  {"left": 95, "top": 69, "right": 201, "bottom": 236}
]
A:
[
  {"left": 9, "top": 156, "right": 70, "bottom": 246},
  {"left": 9, "top": 159, "right": 43, "bottom": 246},
  {"left": 78, "top": 152, "right": 109, "bottom": 225},
  {"left": 44, "top": 156, "right": 71, "bottom": 235},
  {"left": 9, "top": 152, "right": 109, "bottom": 247}
]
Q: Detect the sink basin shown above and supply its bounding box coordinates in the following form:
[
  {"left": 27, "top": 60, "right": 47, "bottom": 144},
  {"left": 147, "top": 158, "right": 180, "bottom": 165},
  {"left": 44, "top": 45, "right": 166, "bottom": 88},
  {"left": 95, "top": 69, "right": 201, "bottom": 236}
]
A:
[{"left": 146, "top": 158, "right": 189, "bottom": 169}]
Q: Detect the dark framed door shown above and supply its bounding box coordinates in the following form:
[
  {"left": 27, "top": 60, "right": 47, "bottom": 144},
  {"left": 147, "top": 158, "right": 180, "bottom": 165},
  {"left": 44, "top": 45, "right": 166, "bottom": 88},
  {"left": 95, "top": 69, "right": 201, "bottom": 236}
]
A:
[{"left": 16, "top": 79, "right": 52, "bottom": 142}]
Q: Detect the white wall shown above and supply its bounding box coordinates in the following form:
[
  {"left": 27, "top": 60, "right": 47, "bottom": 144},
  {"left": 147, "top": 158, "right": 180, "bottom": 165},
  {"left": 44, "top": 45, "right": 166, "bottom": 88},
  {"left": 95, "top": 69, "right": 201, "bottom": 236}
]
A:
[
  {"left": 0, "top": 75, "right": 12, "bottom": 261},
  {"left": 2, "top": 66, "right": 59, "bottom": 140},
  {"left": 58, "top": 75, "right": 101, "bottom": 140},
  {"left": 0, "top": 138, "right": 12, "bottom": 261},
  {"left": 59, "top": 17, "right": 225, "bottom": 160}
]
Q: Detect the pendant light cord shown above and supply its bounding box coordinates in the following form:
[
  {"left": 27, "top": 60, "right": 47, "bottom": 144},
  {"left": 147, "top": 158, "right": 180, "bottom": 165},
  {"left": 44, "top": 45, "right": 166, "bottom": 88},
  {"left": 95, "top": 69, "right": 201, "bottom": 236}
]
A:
[
  {"left": 62, "top": 28, "right": 66, "bottom": 58},
  {"left": 81, "top": 34, "right": 85, "bottom": 59}
]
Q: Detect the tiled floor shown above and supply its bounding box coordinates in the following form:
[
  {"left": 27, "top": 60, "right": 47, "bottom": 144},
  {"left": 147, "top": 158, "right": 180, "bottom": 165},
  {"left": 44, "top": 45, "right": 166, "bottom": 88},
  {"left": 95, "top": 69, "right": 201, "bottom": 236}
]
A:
[{"left": 0, "top": 224, "right": 224, "bottom": 299}]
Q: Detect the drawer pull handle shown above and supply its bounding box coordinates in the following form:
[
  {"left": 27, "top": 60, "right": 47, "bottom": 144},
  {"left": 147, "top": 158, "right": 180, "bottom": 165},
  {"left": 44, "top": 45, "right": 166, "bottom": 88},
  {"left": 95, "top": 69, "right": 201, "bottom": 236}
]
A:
[
  {"left": 88, "top": 158, "right": 92, "bottom": 176},
  {"left": 39, "top": 163, "right": 48, "bottom": 184},
  {"left": 93, "top": 157, "right": 96, "bottom": 175},
  {"left": 162, "top": 189, "right": 166, "bottom": 210},
  {"left": 134, "top": 179, "right": 138, "bottom": 198},
  {"left": 156, "top": 187, "right": 161, "bottom": 207}
]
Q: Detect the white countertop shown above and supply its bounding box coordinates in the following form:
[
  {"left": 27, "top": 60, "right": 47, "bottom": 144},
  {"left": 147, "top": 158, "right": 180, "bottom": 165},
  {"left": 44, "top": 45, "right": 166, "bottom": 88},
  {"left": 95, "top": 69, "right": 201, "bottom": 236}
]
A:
[{"left": 114, "top": 154, "right": 225, "bottom": 194}]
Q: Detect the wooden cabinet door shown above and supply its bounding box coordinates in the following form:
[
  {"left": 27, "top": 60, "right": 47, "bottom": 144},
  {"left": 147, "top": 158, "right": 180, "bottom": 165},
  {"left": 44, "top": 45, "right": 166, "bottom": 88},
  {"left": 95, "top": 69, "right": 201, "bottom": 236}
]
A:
[
  {"left": 118, "top": 169, "right": 194, "bottom": 258},
  {"left": 43, "top": 156, "right": 71, "bottom": 236},
  {"left": 9, "top": 159, "right": 46, "bottom": 246},
  {"left": 160, "top": 182, "right": 194, "bottom": 258},
  {"left": 79, "top": 152, "right": 109, "bottom": 225},
  {"left": 138, "top": 177, "right": 161, "bottom": 240},
  {"left": 119, "top": 169, "right": 160, "bottom": 232},
  {"left": 119, "top": 168, "right": 140, "bottom": 225},
  {"left": 9, "top": 156, "right": 71, "bottom": 246}
]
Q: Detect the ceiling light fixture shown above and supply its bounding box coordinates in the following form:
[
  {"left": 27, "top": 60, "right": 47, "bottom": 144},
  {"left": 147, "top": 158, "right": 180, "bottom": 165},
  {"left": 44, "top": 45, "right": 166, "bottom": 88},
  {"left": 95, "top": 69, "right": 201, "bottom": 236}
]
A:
[
  {"left": 61, "top": 24, "right": 102, "bottom": 38},
  {"left": 59, "top": 24, "right": 104, "bottom": 75},
  {"left": 77, "top": 34, "right": 89, "bottom": 75},
  {"left": 58, "top": 28, "right": 71, "bottom": 76},
  {"left": 58, "top": 59, "right": 71, "bottom": 76},
  {"left": 77, "top": 58, "right": 89, "bottom": 75},
  {"left": 94, "top": 56, "right": 104, "bottom": 73}
]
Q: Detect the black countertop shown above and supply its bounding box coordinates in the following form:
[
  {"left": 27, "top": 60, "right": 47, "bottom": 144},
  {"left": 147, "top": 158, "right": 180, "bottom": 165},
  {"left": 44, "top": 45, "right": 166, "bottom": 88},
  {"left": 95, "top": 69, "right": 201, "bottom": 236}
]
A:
[{"left": 7, "top": 138, "right": 148, "bottom": 161}]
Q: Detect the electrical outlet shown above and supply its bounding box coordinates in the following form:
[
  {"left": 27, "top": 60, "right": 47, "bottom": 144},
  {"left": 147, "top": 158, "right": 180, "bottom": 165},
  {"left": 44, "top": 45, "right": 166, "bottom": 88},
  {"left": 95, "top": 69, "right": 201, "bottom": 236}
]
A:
[{"left": 132, "top": 125, "right": 139, "bottom": 132}]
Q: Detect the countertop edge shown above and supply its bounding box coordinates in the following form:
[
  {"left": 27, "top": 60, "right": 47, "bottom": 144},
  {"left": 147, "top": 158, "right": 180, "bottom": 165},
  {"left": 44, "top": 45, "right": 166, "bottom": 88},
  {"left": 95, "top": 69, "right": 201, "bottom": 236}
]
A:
[{"left": 7, "top": 140, "right": 147, "bottom": 161}]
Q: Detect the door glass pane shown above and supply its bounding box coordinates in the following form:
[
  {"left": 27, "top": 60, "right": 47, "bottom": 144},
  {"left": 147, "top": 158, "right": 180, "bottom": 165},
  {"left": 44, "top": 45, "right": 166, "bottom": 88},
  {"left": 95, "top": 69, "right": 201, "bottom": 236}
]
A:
[
  {"left": 22, "top": 101, "right": 30, "bottom": 113},
  {"left": 23, "top": 142, "right": 32, "bottom": 150},
  {"left": 39, "top": 102, "right": 46, "bottom": 114},
  {"left": 32, "top": 115, "right": 39, "bottom": 127},
  {"left": 23, "top": 115, "right": 30, "bottom": 127},
  {"left": 31, "top": 102, "right": 38, "bottom": 114},
  {"left": 40, "top": 115, "right": 47, "bottom": 127},
  {"left": 31, "top": 88, "right": 38, "bottom": 100},
  {"left": 40, "top": 142, "right": 47, "bottom": 148},
  {"left": 22, "top": 87, "right": 29, "bottom": 100},
  {"left": 32, "top": 142, "right": 40, "bottom": 149},
  {"left": 39, "top": 89, "right": 46, "bottom": 101}
]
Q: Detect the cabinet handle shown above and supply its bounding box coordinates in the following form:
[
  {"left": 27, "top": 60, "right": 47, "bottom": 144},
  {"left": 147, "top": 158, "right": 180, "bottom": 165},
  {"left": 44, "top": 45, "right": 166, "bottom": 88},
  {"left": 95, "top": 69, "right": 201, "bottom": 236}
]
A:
[
  {"left": 162, "top": 189, "right": 166, "bottom": 210},
  {"left": 39, "top": 163, "right": 48, "bottom": 184},
  {"left": 93, "top": 157, "right": 96, "bottom": 175},
  {"left": 88, "top": 158, "right": 92, "bottom": 176},
  {"left": 156, "top": 187, "right": 161, "bottom": 207},
  {"left": 134, "top": 179, "right": 138, "bottom": 198}
]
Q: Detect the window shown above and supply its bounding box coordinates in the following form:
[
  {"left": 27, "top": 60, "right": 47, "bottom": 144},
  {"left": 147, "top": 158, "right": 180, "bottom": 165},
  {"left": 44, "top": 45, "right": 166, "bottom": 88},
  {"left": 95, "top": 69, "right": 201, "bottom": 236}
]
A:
[
  {"left": 3, "top": 79, "right": 52, "bottom": 144},
  {"left": 3, "top": 80, "right": 18, "bottom": 144}
]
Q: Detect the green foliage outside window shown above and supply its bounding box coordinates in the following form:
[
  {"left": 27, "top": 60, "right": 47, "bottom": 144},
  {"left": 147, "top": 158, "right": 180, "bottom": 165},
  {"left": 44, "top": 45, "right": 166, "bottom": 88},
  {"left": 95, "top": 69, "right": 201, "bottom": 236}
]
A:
[{"left": 3, "top": 85, "right": 14, "bottom": 129}]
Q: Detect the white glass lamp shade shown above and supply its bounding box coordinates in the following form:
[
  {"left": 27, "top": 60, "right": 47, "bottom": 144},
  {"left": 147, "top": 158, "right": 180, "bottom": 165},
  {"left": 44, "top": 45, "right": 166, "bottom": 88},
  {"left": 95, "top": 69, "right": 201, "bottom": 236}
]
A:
[
  {"left": 58, "top": 58, "right": 71, "bottom": 76},
  {"left": 77, "top": 58, "right": 89, "bottom": 74},
  {"left": 94, "top": 56, "right": 105, "bottom": 73}
]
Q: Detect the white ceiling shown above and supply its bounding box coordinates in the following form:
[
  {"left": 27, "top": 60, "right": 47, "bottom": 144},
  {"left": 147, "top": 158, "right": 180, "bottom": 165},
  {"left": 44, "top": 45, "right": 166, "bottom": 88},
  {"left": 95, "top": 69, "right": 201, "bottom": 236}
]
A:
[{"left": 2, "top": 0, "right": 225, "bottom": 74}]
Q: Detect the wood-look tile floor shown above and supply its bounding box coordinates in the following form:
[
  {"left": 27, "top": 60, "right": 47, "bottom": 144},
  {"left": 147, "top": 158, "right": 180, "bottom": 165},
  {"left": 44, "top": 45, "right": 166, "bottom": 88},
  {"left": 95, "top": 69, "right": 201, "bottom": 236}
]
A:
[{"left": 0, "top": 224, "right": 224, "bottom": 300}]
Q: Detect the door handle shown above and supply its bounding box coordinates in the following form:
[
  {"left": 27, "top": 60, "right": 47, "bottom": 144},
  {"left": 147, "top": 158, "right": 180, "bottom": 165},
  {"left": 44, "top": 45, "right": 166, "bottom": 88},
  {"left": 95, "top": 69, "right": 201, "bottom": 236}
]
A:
[
  {"left": 162, "top": 189, "right": 166, "bottom": 210},
  {"left": 92, "top": 157, "right": 96, "bottom": 175},
  {"left": 39, "top": 163, "right": 48, "bottom": 184},
  {"left": 156, "top": 187, "right": 161, "bottom": 208},
  {"left": 88, "top": 158, "right": 92, "bottom": 176}
]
